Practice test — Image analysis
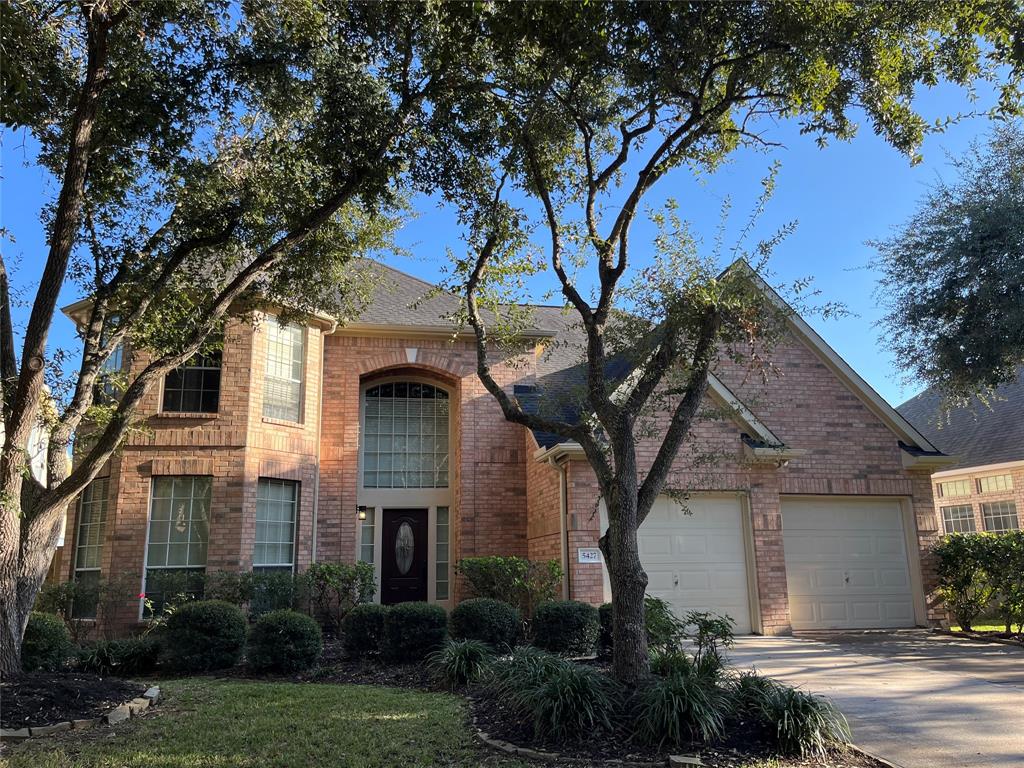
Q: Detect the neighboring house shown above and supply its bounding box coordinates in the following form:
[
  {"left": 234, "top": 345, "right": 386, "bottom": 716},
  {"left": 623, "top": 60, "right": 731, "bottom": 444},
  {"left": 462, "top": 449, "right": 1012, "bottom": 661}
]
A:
[
  {"left": 51, "top": 260, "right": 954, "bottom": 637},
  {"left": 897, "top": 368, "right": 1024, "bottom": 537}
]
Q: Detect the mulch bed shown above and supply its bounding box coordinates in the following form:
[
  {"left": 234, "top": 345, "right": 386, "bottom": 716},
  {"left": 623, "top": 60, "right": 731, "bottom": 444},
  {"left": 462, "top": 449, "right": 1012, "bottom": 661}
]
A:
[
  {"left": 1, "top": 672, "right": 144, "bottom": 729},
  {"left": 467, "top": 686, "right": 884, "bottom": 768},
  {"left": 941, "top": 628, "right": 1024, "bottom": 648}
]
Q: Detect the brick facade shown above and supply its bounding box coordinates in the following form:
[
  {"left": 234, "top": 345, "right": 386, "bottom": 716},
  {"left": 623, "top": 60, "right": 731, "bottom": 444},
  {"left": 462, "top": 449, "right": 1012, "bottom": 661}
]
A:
[
  {"left": 929, "top": 462, "right": 1024, "bottom": 536},
  {"left": 55, "top": 307, "right": 943, "bottom": 637}
]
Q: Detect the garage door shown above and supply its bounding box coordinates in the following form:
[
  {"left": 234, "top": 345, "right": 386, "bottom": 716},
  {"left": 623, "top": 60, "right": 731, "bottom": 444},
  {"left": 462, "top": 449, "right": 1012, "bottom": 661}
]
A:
[
  {"left": 782, "top": 498, "right": 915, "bottom": 630},
  {"left": 636, "top": 495, "right": 752, "bottom": 634}
]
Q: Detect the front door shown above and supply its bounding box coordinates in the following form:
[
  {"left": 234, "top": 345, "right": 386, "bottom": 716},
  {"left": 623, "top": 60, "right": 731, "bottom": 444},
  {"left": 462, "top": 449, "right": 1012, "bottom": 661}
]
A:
[{"left": 380, "top": 508, "right": 429, "bottom": 604}]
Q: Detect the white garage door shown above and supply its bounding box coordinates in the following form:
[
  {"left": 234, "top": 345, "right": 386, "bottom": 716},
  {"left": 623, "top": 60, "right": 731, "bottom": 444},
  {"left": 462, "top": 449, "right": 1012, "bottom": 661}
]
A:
[
  {"left": 635, "top": 495, "right": 752, "bottom": 634},
  {"left": 782, "top": 497, "right": 916, "bottom": 630}
]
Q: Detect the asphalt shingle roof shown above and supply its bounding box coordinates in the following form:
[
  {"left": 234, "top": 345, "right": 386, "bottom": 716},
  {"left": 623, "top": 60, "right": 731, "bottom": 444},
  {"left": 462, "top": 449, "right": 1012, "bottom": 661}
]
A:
[{"left": 896, "top": 367, "right": 1024, "bottom": 470}]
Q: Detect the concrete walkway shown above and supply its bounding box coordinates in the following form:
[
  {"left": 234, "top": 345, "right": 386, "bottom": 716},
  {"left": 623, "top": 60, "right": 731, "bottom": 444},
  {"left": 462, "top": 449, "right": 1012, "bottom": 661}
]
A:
[{"left": 727, "top": 630, "right": 1024, "bottom": 768}]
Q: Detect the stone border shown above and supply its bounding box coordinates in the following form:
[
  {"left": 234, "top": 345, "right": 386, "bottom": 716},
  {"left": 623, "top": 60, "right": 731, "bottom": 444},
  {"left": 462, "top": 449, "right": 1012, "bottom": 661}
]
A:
[
  {"left": 932, "top": 628, "right": 1024, "bottom": 648},
  {"left": 0, "top": 686, "right": 160, "bottom": 743}
]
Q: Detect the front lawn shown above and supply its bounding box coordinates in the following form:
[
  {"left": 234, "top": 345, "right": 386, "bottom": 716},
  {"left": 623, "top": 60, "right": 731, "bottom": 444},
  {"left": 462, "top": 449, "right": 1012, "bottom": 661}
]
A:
[{"left": 4, "top": 679, "right": 525, "bottom": 768}]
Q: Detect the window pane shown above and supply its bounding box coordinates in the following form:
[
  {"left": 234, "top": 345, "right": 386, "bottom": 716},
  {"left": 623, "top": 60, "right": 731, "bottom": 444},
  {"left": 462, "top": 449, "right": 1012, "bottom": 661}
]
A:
[
  {"left": 939, "top": 479, "right": 971, "bottom": 498},
  {"left": 361, "top": 381, "right": 450, "bottom": 489},
  {"left": 74, "top": 478, "right": 109, "bottom": 576},
  {"left": 254, "top": 478, "right": 298, "bottom": 568},
  {"left": 263, "top": 319, "right": 305, "bottom": 422},
  {"left": 978, "top": 474, "right": 1014, "bottom": 493},
  {"left": 145, "top": 476, "right": 211, "bottom": 592},
  {"left": 162, "top": 349, "right": 222, "bottom": 413},
  {"left": 941, "top": 505, "right": 976, "bottom": 534},
  {"left": 982, "top": 501, "right": 1020, "bottom": 533}
]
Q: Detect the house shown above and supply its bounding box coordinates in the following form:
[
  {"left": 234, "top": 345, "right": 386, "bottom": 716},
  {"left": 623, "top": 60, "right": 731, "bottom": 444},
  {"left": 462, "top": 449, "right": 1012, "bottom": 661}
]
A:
[
  {"left": 50, "top": 260, "right": 954, "bottom": 637},
  {"left": 897, "top": 368, "right": 1023, "bottom": 537}
]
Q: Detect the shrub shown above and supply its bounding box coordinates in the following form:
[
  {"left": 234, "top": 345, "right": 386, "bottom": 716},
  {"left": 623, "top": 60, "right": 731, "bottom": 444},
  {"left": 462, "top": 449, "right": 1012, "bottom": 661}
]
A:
[
  {"left": 161, "top": 600, "right": 247, "bottom": 672},
  {"left": 78, "top": 636, "right": 160, "bottom": 676},
  {"left": 248, "top": 610, "right": 323, "bottom": 672},
  {"left": 630, "top": 664, "right": 731, "bottom": 746},
  {"left": 682, "top": 610, "right": 735, "bottom": 667},
  {"left": 305, "top": 561, "right": 376, "bottom": 634},
  {"left": 428, "top": 639, "right": 492, "bottom": 688},
  {"left": 250, "top": 570, "right": 302, "bottom": 618},
  {"left": 457, "top": 556, "right": 562, "bottom": 618},
  {"left": 532, "top": 600, "right": 599, "bottom": 656},
  {"left": 498, "top": 654, "right": 619, "bottom": 741},
  {"left": 761, "top": 685, "right": 850, "bottom": 757},
  {"left": 598, "top": 597, "right": 688, "bottom": 656},
  {"left": 988, "top": 530, "right": 1024, "bottom": 633},
  {"left": 934, "top": 534, "right": 997, "bottom": 631},
  {"left": 488, "top": 646, "right": 570, "bottom": 698},
  {"left": 729, "top": 670, "right": 781, "bottom": 717},
  {"left": 22, "top": 613, "right": 71, "bottom": 672},
  {"left": 342, "top": 603, "right": 389, "bottom": 657},
  {"left": 382, "top": 602, "right": 447, "bottom": 662},
  {"left": 204, "top": 570, "right": 252, "bottom": 607},
  {"left": 449, "top": 598, "right": 520, "bottom": 649},
  {"left": 650, "top": 647, "right": 724, "bottom": 682}
]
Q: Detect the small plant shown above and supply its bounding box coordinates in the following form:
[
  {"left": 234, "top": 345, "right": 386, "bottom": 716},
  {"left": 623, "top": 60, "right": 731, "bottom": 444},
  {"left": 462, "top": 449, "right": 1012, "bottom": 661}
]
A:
[
  {"left": 531, "top": 600, "right": 599, "bottom": 656},
  {"left": 763, "top": 685, "right": 851, "bottom": 758},
  {"left": 457, "top": 556, "right": 562, "bottom": 618},
  {"left": 161, "top": 599, "right": 247, "bottom": 672},
  {"left": 682, "top": 610, "right": 734, "bottom": 668},
  {"left": 305, "top": 561, "right": 376, "bottom": 634},
  {"left": 78, "top": 636, "right": 160, "bottom": 676},
  {"left": 250, "top": 570, "right": 302, "bottom": 618},
  {"left": 488, "top": 646, "right": 569, "bottom": 698},
  {"left": 428, "top": 639, "right": 493, "bottom": 688},
  {"left": 630, "top": 664, "right": 731, "bottom": 746},
  {"left": 729, "top": 670, "right": 781, "bottom": 717},
  {"left": 449, "top": 598, "right": 520, "bottom": 649},
  {"left": 506, "top": 658, "right": 619, "bottom": 740},
  {"left": 644, "top": 596, "right": 686, "bottom": 651},
  {"left": 21, "top": 612, "right": 72, "bottom": 672},
  {"left": 381, "top": 602, "right": 447, "bottom": 662},
  {"left": 342, "top": 603, "right": 389, "bottom": 657},
  {"left": 248, "top": 609, "right": 323, "bottom": 672}
]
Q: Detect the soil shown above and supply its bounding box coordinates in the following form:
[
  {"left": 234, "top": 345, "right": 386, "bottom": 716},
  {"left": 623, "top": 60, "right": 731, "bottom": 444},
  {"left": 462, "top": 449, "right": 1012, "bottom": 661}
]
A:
[
  {"left": 1, "top": 672, "right": 144, "bottom": 729},
  {"left": 945, "top": 628, "right": 1024, "bottom": 648},
  {"left": 467, "top": 686, "right": 885, "bottom": 768}
]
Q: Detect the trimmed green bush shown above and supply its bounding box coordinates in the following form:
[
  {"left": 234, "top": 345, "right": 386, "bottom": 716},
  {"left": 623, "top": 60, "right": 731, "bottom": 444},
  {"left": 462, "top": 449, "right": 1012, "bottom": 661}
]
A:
[
  {"left": 248, "top": 610, "right": 323, "bottom": 672},
  {"left": 457, "top": 556, "right": 562, "bottom": 618},
  {"left": 78, "top": 636, "right": 160, "bottom": 676},
  {"left": 428, "top": 639, "right": 493, "bottom": 688},
  {"left": 22, "top": 612, "right": 71, "bottom": 672},
  {"left": 531, "top": 600, "right": 599, "bottom": 656},
  {"left": 161, "top": 599, "right": 247, "bottom": 672},
  {"left": 933, "top": 532, "right": 1024, "bottom": 632},
  {"left": 598, "top": 597, "right": 687, "bottom": 656},
  {"left": 381, "top": 602, "right": 447, "bottom": 662},
  {"left": 342, "top": 603, "right": 390, "bottom": 657},
  {"left": 305, "top": 561, "right": 376, "bottom": 634},
  {"left": 449, "top": 598, "right": 520, "bottom": 649}
]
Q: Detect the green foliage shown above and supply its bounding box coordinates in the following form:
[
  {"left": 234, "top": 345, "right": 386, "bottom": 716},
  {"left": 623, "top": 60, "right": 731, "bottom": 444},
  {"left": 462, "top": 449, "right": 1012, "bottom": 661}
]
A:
[
  {"left": 22, "top": 613, "right": 72, "bottom": 672},
  {"left": 161, "top": 600, "right": 247, "bottom": 672},
  {"left": 531, "top": 601, "right": 600, "bottom": 656},
  {"left": 681, "top": 611, "right": 735, "bottom": 667},
  {"left": 428, "top": 639, "right": 493, "bottom": 688},
  {"left": 644, "top": 597, "right": 687, "bottom": 652},
  {"left": 630, "top": 662, "right": 731, "bottom": 746},
  {"left": 876, "top": 123, "right": 1024, "bottom": 401},
  {"left": 729, "top": 670, "right": 783, "bottom": 717},
  {"left": 494, "top": 652, "right": 620, "bottom": 741},
  {"left": 342, "top": 604, "right": 390, "bottom": 658},
  {"left": 381, "top": 602, "right": 448, "bottom": 663},
  {"left": 203, "top": 569, "right": 303, "bottom": 618},
  {"left": 761, "top": 685, "right": 851, "bottom": 758},
  {"left": 247, "top": 610, "right": 323, "bottom": 673},
  {"left": 78, "top": 636, "right": 160, "bottom": 676},
  {"left": 989, "top": 531, "right": 1024, "bottom": 633},
  {"left": 449, "top": 598, "right": 520, "bottom": 649},
  {"left": 456, "top": 557, "right": 562, "bottom": 619},
  {"left": 649, "top": 647, "right": 725, "bottom": 683},
  {"left": 934, "top": 534, "right": 998, "bottom": 631},
  {"left": 305, "top": 562, "right": 377, "bottom": 634}
]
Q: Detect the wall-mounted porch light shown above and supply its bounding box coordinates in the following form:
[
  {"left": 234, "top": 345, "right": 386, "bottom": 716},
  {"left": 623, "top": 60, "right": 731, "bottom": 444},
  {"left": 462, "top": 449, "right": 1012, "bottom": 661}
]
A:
[{"left": 357, "top": 505, "right": 368, "bottom": 521}]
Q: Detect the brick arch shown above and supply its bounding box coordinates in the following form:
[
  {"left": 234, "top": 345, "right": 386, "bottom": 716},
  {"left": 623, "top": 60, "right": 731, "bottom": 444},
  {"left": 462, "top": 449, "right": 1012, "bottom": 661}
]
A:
[{"left": 354, "top": 349, "right": 473, "bottom": 382}]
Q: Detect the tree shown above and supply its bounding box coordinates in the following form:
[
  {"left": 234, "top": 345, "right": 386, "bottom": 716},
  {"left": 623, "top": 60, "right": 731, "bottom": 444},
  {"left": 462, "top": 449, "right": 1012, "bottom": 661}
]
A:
[
  {"left": 0, "top": 0, "right": 486, "bottom": 675},
  {"left": 876, "top": 122, "right": 1024, "bottom": 404},
  {"left": 447, "top": 2, "right": 1024, "bottom": 685}
]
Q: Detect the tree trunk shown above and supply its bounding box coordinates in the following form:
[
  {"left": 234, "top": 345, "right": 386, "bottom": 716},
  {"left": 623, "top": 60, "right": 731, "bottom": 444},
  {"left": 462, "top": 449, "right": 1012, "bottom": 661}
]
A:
[{"left": 602, "top": 487, "right": 650, "bottom": 686}]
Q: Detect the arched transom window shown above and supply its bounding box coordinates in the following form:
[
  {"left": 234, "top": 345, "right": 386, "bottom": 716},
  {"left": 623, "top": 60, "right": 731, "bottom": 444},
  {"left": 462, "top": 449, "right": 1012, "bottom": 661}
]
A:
[{"left": 363, "top": 381, "right": 450, "bottom": 489}]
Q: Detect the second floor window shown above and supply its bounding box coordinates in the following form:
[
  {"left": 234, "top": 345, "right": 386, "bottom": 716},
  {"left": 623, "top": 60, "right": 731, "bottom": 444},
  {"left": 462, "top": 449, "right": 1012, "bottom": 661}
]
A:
[
  {"left": 162, "top": 350, "right": 222, "bottom": 413},
  {"left": 362, "top": 381, "right": 449, "bottom": 489},
  {"left": 263, "top": 319, "right": 304, "bottom": 422}
]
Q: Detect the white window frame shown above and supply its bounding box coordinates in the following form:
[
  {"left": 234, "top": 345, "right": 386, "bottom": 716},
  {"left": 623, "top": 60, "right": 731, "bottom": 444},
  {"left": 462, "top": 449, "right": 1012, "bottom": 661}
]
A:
[
  {"left": 254, "top": 478, "right": 298, "bottom": 571},
  {"left": 981, "top": 500, "right": 1020, "bottom": 533},
  {"left": 940, "top": 504, "right": 976, "bottom": 534},
  {"left": 977, "top": 474, "right": 1014, "bottom": 494},
  {"left": 72, "top": 477, "right": 110, "bottom": 619},
  {"left": 938, "top": 478, "right": 972, "bottom": 498},
  {"left": 263, "top": 317, "right": 306, "bottom": 422}
]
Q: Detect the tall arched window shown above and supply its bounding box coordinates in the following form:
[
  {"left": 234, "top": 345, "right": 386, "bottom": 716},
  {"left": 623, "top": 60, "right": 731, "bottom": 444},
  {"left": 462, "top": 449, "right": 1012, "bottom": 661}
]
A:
[{"left": 362, "top": 381, "right": 449, "bottom": 489}]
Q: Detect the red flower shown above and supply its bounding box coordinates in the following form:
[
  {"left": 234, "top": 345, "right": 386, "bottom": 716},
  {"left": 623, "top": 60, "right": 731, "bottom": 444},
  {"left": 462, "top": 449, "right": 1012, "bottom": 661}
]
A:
[{"left": 137, "top": 592, "right": 146, "bottom": 599}]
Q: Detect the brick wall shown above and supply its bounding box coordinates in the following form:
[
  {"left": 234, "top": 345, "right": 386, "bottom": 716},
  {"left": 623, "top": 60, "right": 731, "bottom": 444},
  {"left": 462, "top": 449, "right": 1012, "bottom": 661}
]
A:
[{"left": 930, "top": 464, "right": 1024, "bottom": 535}]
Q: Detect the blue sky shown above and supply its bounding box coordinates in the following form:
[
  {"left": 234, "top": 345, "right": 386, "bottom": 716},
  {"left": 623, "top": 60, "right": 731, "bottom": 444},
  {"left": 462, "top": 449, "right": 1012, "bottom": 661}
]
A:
[{"left": 0, "top": 80, "right": 998, "bottom": 407}]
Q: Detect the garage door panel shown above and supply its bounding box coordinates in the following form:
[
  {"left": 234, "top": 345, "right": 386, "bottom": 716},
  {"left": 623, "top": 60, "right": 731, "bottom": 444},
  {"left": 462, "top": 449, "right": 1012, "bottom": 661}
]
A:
[
  {"left": 635, "top": 495, "right": 752, "bottom": 634},
  {"left": 782, "top": 498, "right": 916, "bottom": 631}
]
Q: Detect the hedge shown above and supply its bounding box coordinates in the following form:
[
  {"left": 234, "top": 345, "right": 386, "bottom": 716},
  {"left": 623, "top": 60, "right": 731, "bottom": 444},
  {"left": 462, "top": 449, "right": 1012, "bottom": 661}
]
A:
[{"left": 934, "top": 531, "right": 1024, "bottom": 632}]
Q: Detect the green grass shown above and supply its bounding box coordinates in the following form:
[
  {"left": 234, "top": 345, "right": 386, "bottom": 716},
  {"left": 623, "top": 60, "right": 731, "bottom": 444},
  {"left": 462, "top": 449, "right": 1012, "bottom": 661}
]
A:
[
  {"left": 4, "top": 680, "right": 527, "bottom": 768},
  {"left": 951, "top": 623, "right": 1012, "bottom": 632}
]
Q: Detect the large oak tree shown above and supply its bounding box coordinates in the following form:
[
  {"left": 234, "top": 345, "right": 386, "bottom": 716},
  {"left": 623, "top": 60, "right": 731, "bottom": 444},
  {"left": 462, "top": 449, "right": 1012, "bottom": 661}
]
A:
[{"left": 448, "top": 1, "right": 1024, "bottom": 684}]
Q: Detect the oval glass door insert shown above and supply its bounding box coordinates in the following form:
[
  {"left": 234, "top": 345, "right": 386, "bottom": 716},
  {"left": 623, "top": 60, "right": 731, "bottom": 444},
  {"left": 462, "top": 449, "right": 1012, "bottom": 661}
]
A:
[{"left": 395, "top": 521, "right": 415, "bottom": 575}]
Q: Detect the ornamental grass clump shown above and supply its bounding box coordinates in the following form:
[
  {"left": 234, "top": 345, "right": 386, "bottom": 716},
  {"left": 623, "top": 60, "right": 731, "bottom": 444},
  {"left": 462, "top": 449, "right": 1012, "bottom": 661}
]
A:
[
  {"left": 428, "top": 639, "right": 493, "bottom": 688},
  {"left": 631, "top": 656, "right": 731, "bottom": 746},
  {"left": 762, "top": 684, "right": 851, "bottom": 758}
]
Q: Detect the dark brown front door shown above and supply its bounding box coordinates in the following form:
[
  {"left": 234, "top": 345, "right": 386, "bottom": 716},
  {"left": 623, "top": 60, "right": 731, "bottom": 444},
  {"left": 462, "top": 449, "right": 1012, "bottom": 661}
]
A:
[{"left": 380, "top": 508, "right": 429, "bottom": 604}]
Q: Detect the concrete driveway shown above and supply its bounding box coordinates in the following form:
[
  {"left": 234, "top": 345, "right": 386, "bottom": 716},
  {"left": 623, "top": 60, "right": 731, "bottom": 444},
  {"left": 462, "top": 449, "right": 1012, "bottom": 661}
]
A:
[{"left": 727, "top": 630, "right": 1024, "bottom": 768}]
